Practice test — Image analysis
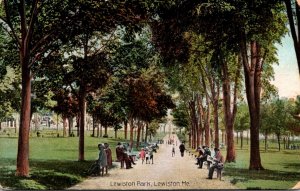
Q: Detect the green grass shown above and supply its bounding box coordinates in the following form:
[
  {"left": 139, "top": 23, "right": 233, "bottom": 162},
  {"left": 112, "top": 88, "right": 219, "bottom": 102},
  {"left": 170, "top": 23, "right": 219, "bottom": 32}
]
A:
[
  {"left": 0, "top": 129, "right": 166, "bottom": 190},
  {"left": 0, "top": 131, "right": 124, "bottom": 189},
  {"left": 187, "top": 138, "right": 300, "bottom": 190},
  {"left": 224, "top": 148, "right": 300, "bottom": 190}
]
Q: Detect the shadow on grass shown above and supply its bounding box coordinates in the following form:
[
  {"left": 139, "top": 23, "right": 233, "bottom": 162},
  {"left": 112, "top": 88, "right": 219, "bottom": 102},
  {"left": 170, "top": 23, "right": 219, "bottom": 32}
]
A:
[
  {"left": 0, "top": 158, "right": 94, "bottom": 190},
  {"left": 224, "top": 166, "right": 300, "bottom": 186}
]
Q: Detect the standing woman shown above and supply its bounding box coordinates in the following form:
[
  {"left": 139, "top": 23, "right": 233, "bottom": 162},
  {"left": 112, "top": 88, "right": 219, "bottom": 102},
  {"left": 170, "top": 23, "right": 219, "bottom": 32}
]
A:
[
  {"left": 104, "top": 143, "right": 113, "bottom": 169},
  {"left": 98, "top": 144, "right": 108, "bottom": 176}
]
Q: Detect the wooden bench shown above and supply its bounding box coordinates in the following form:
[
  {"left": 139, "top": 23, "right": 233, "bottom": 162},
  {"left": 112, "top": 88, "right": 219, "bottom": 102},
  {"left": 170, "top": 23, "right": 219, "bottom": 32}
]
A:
[{"left": 213, "top": 163, "right": 224, "bottom": 180}]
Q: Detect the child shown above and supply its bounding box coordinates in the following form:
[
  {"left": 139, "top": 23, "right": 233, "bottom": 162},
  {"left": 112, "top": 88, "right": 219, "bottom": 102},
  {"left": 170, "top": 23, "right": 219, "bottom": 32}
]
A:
[
  {"left": 172, "top": 144, "right": 175, "bottom": 157},
  {"left": 145, "top": 150, "right": 150, "bottom": 164},
  {"left": 139, "top": 148, "right": 146, "bottom": 164},
  {"left": 149, "top": 149, "right": 154, "bottom": 164}
]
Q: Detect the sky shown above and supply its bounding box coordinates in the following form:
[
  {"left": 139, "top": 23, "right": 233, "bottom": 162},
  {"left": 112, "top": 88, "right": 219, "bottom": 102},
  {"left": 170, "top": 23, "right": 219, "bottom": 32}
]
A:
[{"left": 271, "top": 34, "right": 300, "bottom": 99}]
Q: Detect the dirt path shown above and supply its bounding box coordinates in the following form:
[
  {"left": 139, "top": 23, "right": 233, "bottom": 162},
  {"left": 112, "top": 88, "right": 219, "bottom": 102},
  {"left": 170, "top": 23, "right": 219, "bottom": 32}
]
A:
[{"left": 69, "top": 135, "right": 236, "bottom": 190}]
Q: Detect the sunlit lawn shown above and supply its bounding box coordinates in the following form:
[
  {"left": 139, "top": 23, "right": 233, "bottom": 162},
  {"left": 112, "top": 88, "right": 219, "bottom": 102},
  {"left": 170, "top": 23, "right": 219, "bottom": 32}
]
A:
[
  {"left": 224, "top": 146, "right": 300, "bottom": 190},
  {"left": 0, "top": 128, "right": 166, "bottom": 189},
  {"left": 0, "top": 129, "right": 127, "bottom": 189},
  {"left": 2, "top": 128, "right": 299, "bottom": 190},
  {"left": 187, "top": 139, "right": 300, "bottom": 190}
]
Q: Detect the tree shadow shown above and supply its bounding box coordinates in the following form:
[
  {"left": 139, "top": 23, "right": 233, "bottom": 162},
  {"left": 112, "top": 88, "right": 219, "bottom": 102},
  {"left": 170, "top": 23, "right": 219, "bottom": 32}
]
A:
[
  {"left": 0, "top": 158, "right": 93, "bottom": 190},
  {"left": 224, "top": 167, "right": 300, "bottom": 184}
]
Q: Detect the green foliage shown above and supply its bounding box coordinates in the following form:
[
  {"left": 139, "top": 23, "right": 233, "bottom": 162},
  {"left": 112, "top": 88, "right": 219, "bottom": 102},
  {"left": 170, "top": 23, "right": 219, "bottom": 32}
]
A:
[
  {"left": 172, "top": 101, "right": 189, "bottom": 129},
  {"left": 234, "top": 103, "right": 250, "bottom": 132}
]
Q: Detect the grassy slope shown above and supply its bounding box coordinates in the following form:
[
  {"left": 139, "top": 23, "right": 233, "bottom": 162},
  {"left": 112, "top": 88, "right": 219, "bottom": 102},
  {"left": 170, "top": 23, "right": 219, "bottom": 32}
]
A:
[{"left": 0, "top": 131, "right": 123, "bottom": 189}]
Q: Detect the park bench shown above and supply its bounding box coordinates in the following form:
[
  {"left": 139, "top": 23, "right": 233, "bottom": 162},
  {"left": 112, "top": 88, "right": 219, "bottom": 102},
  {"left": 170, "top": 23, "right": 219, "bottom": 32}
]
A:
[
  {"left": 215, "top": 164, "right": 223, "bottom": 180},
  {"left": 207, "top": 156, "right": 224, "bottom": 180}
]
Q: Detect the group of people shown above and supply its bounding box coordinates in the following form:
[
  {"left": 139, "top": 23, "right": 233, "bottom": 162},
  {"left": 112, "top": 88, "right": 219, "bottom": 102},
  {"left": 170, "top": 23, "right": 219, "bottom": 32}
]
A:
[
  {"left": 195, "top": 146, "right": 224, "bottom": 179},
  {"left": 171, "top": 142, "right": 186, "bottom": 157},
  {"left": 97, "top": 143, "right": 113, "bottom": 176},
  {"left": 116, "top": 142, "right": 136, "bottom": 169},
  {"left": 139, "top": 147, "right": 154, "bottom": 164}
]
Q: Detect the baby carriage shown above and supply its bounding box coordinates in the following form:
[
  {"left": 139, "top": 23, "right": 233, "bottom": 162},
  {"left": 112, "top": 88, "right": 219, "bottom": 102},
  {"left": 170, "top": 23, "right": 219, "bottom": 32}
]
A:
[{"left": 87, "top": 160, "right": 100, "bottom": 176}]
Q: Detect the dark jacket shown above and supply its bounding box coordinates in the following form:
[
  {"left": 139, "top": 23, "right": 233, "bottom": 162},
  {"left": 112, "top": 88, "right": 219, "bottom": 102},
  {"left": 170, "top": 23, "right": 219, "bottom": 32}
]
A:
[{"left": 179, "top": 144, "right": 185, "bottom": 152}]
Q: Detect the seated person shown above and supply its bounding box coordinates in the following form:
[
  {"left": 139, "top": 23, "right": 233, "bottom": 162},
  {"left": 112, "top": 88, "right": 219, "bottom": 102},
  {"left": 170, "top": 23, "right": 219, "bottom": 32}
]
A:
[
  {"left": 198, "top": 146, "right": 211, "bottom": 168},
  {"left": 195, "top": 147, "right": 204, "bottom": 165},
  {"left": 207, "top": 148, "right": 224, "bottom": 179},
  {"left": 116, "top": 142, "right": 125, "bottom": 169}
]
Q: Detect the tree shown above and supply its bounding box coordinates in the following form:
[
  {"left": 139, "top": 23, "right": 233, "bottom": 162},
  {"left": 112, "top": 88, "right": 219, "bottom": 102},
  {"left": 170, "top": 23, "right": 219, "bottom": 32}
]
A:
[{"left": 172, "top": 101, "right": 189, "bottom": 133}]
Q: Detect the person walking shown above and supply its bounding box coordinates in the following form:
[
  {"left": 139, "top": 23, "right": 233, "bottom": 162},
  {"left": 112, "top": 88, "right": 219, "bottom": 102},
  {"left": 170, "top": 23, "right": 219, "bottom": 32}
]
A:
[
  {"left": 172, "top": 144, "right": 175, "bottom": 157},
  {"left": 179, "top": 142, "right": 185, "bottom": 157},
  {"left": 149, "top": 148, "right": 154, "bottom": 164},
  {"left": 98, "top": 144, "right": 108, "bottom": 176}
]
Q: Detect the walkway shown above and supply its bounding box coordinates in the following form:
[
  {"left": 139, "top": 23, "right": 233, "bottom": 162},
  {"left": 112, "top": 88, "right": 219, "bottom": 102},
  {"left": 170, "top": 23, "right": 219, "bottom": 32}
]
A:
[{"left": 69, "top": 135, "right": 236, "bottom": 190}]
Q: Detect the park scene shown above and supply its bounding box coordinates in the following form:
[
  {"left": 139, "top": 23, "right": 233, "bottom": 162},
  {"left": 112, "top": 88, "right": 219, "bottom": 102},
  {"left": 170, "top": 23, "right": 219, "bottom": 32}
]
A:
[{"left": 1, "top": 0, "right": 300, "bottom": 190}]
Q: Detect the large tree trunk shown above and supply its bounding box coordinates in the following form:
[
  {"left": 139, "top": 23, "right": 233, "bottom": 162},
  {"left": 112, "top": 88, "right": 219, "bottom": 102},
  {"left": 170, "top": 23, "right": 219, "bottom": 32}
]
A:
[
  {"left": 124, "top": 120, "right": 128, "bottom": 140},
  {"left": 16, "top": 56, "right": 31, "bottom": 177},
  {"left": 136, "top": 120, "right": 142, "bottom": 148},
  {"left": 68, "top": 117, "right": 73, "bottom": 136},
  {"left": 78, "top": 88, "right": 87, "bottom": 161},
  {"left": 204, "top": 104, "right": 210, "bottom": 147},
  {"left": 241, "top": 40, "right": 264, "bottom": 170},
  {"left": 213, "top": 102, "right": 219, "bottom": 148},
  {"left": 264, "top": 130, "right": 268, "bottom": 152},
  {"left": 129, "top": 117, "right": 134, "bottom": 149},
  {"left": 145, "top": 123, "right": 149, "bottom": 143},
  {"left": 197, "top": 95, "right": 204, "bottom": 148},
  {"left": 277, "top": 133, "right": 281, "bottom": 151},
  {"left": 222, "top": 61, "right": 237, "bottom": 162},
  {"left": 62, "top": 116, "right": 67, "bottom": 137}
]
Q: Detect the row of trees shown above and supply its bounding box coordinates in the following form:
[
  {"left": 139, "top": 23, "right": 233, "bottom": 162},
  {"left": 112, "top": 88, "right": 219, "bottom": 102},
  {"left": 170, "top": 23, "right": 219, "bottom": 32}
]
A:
[
  {"left": 0, "top": 0, "right": 299, "bottom": 177},
  {"left": 0, "top": 0, "right": 175, "bottom": 177},
  {"left": 153, "top": 0, "right": 300, "bottom": 171}
]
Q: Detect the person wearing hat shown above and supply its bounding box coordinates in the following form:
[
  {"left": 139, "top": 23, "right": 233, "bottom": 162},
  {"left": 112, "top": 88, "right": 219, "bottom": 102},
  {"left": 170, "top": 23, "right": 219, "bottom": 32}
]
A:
[
  {"left": 198, "top": 146, "right": 211, "bottom": 168},
  {"left": 98, "top": 144, "right": 108, "bottom": 176},
  {"left": 207, "top": 148, "right": 224, "bottom": 179},
  {"left": 116, "top": 142, "right": 125, "bottom": 168}
]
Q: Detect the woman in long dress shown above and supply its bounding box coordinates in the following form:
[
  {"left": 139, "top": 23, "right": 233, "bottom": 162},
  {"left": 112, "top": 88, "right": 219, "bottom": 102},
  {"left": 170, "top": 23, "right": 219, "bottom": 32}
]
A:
[
  {"left": 98, "top": 144, "right": 108, "bottom": 176},
  {"left": 104, "top": 143, "right": 113, "bottom": 168}
]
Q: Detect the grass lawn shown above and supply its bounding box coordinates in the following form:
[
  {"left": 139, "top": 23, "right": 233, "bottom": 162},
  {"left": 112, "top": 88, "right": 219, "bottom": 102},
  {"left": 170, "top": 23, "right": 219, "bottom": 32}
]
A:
[
  {"left": 0, "top": 129, "right": 166, "bottom": 190},
  {"left": 187, "top": 138, "right": 300, "bottom": 190},
  {"left": 224, "top": 147, "right": 300, "bottom": 190}
]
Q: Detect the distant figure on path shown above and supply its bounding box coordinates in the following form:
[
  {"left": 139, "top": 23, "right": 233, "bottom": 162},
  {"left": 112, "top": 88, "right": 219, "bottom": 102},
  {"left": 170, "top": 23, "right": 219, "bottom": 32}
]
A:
[
  {"left": 207, "top": 148, "right": 224, "bottom": 179},
  {"left": 98, "top": 144, "right": 108, "bottom": 176},
  {"left": 179, "top": 142, "right": 185, "bottom": 157},
  {"left": 172, "top": 144, "right": 175, "bottom": 157},
  {"left": 139, "top": 148, "right": 146, "bottom": 164}
]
